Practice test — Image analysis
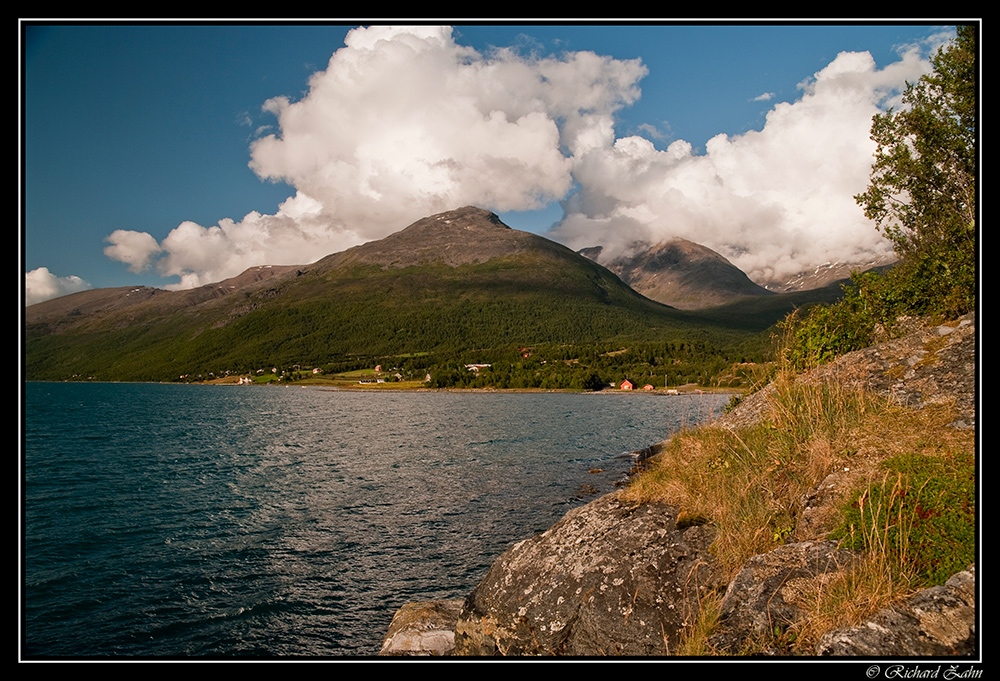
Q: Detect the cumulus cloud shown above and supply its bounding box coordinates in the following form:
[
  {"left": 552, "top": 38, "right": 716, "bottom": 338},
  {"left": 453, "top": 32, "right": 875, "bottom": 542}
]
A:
[
  {"left": 25, "top": 267, "right": 90, "bottom": 306},
  {"left": 105, "top": 24, "right": 646, "bottom": 289},
  {"left": 551, "top": 43, "right": 938, "bottom": 284},
  {"left": 101, "top": 25, "right": 943, "bottom": 289},
  {"left": 103, "top": 229, "right": 162, "bottom": 272}
]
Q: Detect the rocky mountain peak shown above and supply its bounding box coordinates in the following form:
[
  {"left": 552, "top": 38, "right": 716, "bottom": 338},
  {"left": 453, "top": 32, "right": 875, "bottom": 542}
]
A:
[
  {"left": 320, "top": 206, "right": 540, "bottom": 270},
  {"left": 581, "top": 237, "right": 774, "bottom": 309},
  {"left": 407, "top": 205, "right": 510, "bottom": 231}
]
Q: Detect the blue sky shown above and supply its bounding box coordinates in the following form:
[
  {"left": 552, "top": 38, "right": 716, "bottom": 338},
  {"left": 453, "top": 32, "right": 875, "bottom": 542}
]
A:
[{"left": 22, "top": 21, "right": 958, "bottom": 304}]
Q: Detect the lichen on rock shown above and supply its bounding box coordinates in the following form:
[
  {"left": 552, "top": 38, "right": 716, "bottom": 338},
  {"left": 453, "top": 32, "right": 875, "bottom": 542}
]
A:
[{"left": 452, "top": 494, "right": 721, "bottom": 656}]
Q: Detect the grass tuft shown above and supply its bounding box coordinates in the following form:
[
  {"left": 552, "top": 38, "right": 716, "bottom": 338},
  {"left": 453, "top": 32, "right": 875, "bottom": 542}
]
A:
[{"left": 621, "top": 364, "right": 975, "bottom": 654}]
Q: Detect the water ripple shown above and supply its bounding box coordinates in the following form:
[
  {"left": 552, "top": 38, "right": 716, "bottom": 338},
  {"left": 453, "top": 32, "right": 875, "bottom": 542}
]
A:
[{"left": 24, "top": 382, "right": 728, "bottom": 657}]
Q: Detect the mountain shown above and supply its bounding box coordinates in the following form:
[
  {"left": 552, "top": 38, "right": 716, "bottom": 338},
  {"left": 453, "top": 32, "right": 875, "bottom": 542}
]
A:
[
  {"left": 580, "top": 238, "right": 775, "bottom": 309},
  {"left": 23, "top": 207, "right": 708, "bottom": 382},
  {"left": 316, "top": 207, "right": 553, "bottom": 270},
  {"left": 26, "top": 206, "right": 867, "bottom": 383},
  {"left": 761, "top": 255, "right": 897, "bottom": 293}
]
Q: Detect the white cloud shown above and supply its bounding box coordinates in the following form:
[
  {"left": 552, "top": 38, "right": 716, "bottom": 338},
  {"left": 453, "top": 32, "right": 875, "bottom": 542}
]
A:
[
  {"left": 107, "top": 25, "right": 646, "bottom": 289},
  {"left": 102, "top": 25, "right": 942, "bottom": 289},
  {"left": 104, "top": 229, "right": 162, "bottom": 273},
  {"left": 551, "top": 45, "right": 936, "bottom": 284},
  {"left": 25, "top": 267, "right": 90, "bottom": 306}
]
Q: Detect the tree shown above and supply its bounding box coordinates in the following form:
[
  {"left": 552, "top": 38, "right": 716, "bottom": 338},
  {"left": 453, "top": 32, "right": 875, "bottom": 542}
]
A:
[
  {"left": 780, "top": 27, "right": 978, "bottom": 369},
  {"left": 854, "top": 25, "right": 977, "bottom": 316}
]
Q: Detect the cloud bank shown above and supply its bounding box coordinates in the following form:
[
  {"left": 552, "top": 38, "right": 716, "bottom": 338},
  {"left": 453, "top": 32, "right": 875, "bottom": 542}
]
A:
[
  {"left": 101, "top": 25, "right": 645, "bottom": 290},
  {"left": 550, "top": 43, "right": 937, "bottom": 284},
  {"left": 89, "top": 25, "right": 942, "bottom": 296},
  {"left": 25, "top": 267, "right": 90, "bottom": 306}
]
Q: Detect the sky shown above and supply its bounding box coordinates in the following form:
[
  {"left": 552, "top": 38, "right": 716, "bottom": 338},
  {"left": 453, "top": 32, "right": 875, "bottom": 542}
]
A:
[{"left": 21, "top": 21, "right": 961, "bottom": 306}]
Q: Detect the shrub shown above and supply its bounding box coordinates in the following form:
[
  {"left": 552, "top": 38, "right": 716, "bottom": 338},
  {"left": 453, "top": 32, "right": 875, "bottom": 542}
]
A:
[
  {"left": 780, "top": 26, "right": 977, "bottom": 371},
  {"left": 830, "top": 449, "right": 976, "bottom": 588}
]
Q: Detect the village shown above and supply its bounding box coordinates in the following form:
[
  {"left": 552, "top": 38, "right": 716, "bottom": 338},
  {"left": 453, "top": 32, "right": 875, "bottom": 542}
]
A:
[
  {"left": 177, "top": 337, "right": 752, "bottom": 394},
  {"left": 214, "top": 362, "right": 718, "bottom": 396}
]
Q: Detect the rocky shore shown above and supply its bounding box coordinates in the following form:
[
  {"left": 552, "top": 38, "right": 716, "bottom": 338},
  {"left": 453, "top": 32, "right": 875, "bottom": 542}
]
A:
[{"left": 380, "top": 313, "right": 977, "bottom": 658}]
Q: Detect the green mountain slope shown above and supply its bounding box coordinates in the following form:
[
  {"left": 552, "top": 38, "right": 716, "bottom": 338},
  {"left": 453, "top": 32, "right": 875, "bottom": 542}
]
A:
[{"left": 23, "top": 207, "right": 851, "bottom": 383}]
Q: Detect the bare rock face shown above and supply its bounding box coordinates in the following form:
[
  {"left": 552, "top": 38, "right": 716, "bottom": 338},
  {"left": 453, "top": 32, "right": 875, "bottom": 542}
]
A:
[
  {"left": 451, "top": 493, "right": 721, "bottom": 656},
  {"left": 708, "top": 540, "right": 860, "bottom": 653},
  {"left": 379, "top": 600, "right": 465, "bottom": 656},
  {"left": 383, "top": 521, "right": 976, "bottom": 659},
  {"left": 583, "top": 238, "right": 774, "bottom": 309}
]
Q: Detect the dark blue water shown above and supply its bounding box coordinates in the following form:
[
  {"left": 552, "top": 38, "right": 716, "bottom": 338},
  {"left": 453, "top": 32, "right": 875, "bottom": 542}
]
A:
[{"left": 22, "top": 382, "right": 728, "bottom": 658}]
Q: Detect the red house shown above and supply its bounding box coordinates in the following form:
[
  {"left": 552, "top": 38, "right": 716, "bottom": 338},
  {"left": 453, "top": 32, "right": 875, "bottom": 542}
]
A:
[{"left": 619, "top": 379, "right": 634, "bottom": 391}]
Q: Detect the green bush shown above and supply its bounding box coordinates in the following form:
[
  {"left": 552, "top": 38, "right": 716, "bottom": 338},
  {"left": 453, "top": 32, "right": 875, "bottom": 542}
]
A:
[
  {"left": 779, "top": 246, "right": 975, "bottom": 371},
  {"left": 780, "top": 26, "right": 976, "bottom": 371},
  {"left": 778, "top": 276, "right": 877, "bottom": 370},
  {"left": 830, "top": 450, "right": 975, "bottom": 588}
]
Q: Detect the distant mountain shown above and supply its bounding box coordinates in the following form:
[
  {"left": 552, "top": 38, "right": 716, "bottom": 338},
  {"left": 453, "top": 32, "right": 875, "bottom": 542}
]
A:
[
  {"left": 23, "top": 208, "right": 694, "bottom": 382},
  {"left": 25, "top": 206, "right": 866, "bottom": 383},
  {"left": 761, "top": 255, "right": 897, "bottom": 293},
  {"left": 23, "top": 264, "right": 302, "bottom": 334},
  {"left": 580, "top": 238, "right": 775, "bottom": 309},
  {"left": 316, "top": 207, "right": 551, "bottom": 270}
]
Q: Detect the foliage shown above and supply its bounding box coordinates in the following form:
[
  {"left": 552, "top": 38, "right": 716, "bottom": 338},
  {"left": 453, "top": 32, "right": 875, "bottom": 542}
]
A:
[
  {"left": 419, "top": 338, "right": 754, "bottom": 391},
  {"left": 623, "top": 360, "right": 976, "bottom": 652},
  {"left": 855, "top": 25, "right": 977, "bottom": 265},
  {"left": 830, "top": 449, "right": 975, "bottom": 588},
  {"left": 624, "top": 374, "right": 890, "bottom": 575},
  {"left": 777, "top": 277, "right": 878, "bottom": 370},
  {"left": 781, "top": 26, "right": 977, "bottom": 369}
]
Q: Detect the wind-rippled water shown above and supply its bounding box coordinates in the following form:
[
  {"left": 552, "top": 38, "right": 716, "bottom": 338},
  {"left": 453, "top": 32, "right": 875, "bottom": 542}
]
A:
[{"left": 23, "top": 382, "right": 729, "bottom": 658}]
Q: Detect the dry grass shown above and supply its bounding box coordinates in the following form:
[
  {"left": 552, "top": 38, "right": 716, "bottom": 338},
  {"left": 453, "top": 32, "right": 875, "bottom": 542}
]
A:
[
  {"left": 624, "top": 372, "right": 892, "bottom": 573},
  {"left": 674, "top": 591, "right": 726, "bottom": 656},
  {"left": 621, "top": 365, "right": 975, "bottom": 654}
]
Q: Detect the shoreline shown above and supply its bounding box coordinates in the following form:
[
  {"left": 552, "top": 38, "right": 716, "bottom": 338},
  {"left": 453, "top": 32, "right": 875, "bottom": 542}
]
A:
[
  {"left": 25, "top": 377, "right": 741, "bottom": 397},
  {"left": 200, "top": 376, "right": 743, "bottom": 396},
  {"left": 27, "top": 378, "right": 742, "bottom": 400}
]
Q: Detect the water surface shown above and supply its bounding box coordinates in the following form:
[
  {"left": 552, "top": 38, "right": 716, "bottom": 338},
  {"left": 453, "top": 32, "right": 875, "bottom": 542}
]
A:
[{"left": 23, "top": 382, "right": 728, "bottom": 657}]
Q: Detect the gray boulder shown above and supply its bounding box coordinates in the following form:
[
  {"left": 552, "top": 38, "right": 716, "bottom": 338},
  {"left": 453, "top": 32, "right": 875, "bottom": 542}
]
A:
[
  {"left": 815, "top": 565, "right": 976, "bottom": 656},
  {"left": 708, "top": 540, "right": 860, "bottom": 653},
  {"left": 379, "top": 599, "right": 465, "bottom": 656},
  {"left": 451, "top": 493, "right": 721, "bottom": 656},
  {"left": 382, "top": 520, "right": 976, "bottom": 658}
]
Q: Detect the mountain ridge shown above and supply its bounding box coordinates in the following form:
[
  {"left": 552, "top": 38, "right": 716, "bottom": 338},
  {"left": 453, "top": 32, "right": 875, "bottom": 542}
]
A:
[
  {"left": 315, "top": 206, "right": 533, "bottom": 270},
  {"left": 580, "top": 238, "right": 775, "bottom": 310},
  {"left": 24, "top": 206, "right": 866, "bottom": 383},
  {"left": 25, "top": 207, "right": 700, "bottom": 382}
]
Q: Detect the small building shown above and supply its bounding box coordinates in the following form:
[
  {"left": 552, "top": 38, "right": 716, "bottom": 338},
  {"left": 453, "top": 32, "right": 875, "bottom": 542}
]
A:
[
  {"left": 642, "top": 384, "right": 655, "bottom": 391},
  {"left": 620, "top": 379, "right": 634, "bottom": 391}
]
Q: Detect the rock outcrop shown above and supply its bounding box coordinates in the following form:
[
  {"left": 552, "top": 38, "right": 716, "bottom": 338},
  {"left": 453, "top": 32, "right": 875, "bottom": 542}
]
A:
[
  {"left": 451, "top": 495, "right": 720, "bottom": 656},
  {"left": 708, "top": 540, "right": 860, "bottom": 653},
  {"left": 714, "top": 312, "right": 976, "bottom": 434},
  {"left": 380, "top": 600, "right": 465, "bottom": 656},
  {"left": 816, "top": 565, "right": 976, "bottom": 656},
  {"left": 381, "top": 541, "right": 976, "bottom": 658}
]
